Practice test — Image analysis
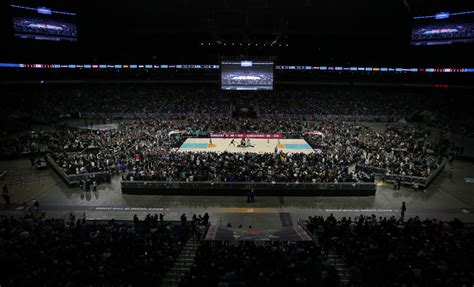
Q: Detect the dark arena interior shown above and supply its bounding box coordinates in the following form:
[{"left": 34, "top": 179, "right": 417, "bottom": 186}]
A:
[{"left": 1, "top": 0, "right": 474, "bottom": 286}]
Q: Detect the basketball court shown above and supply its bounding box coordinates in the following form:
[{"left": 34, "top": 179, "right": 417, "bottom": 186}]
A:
[{"left": 178, "top": 138, "right": 315, "bottom": 154}]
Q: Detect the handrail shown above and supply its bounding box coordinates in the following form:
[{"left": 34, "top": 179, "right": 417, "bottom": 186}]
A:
[
  {"left": 297, "top": 219, "right": 316, "bottom": 241},
  {"left": 121, "top": 180, "right": 377, "bottom": 196},
  {"left": 46, "top": 154, "right": 72, "bottom": 185},
  {"left": 46, "top": 154, "right": 111, "bottom": 186},
  {"left": 122, "top": 180, "right": 375, "bottom": 189}
]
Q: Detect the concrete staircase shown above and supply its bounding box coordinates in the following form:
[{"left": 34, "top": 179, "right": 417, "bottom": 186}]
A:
[
  {"left": 161, "top": 236, "right": 200, "bottom": 287},
  {"left": 327, "top": 251, "right": 350, "bottom": 286}
]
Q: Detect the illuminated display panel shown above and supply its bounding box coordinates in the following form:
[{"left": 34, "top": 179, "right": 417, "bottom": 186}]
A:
[
  {"left": 221, "top": 60, "right": 274, "bottom": 90},
  {"left": 10, "top": 1, "right": 78, "bottom": 42},
  {"left": 411, "top": 11, "right": 474, "bottom": 46}
]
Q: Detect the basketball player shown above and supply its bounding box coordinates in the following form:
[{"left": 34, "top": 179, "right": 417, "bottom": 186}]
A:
[
  {"left": 229, "top": 138, "right": 236, "bottom": 147},
  {"left": 246, "top": 137, "right": 254, "bottom": 147}
]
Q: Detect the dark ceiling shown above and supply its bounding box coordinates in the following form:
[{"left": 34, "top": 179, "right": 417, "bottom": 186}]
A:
[{"left": 0, "top": 0, "right": 472, "bottom": 66}]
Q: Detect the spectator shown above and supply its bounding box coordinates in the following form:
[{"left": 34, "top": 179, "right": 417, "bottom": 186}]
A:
[
  {"left": 401, "top": 202, "right": 407, "bottom": 220},
  {"left": 2, "top": 189, "right": 10, "bottom": 208},
  {"left": 32, "top": 199, "right": 39, "bottom": 212}
]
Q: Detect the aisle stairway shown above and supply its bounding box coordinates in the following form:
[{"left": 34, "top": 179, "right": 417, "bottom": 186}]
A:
[
  {"left": 161, "top": 236, "right": 200, "bottom": 287},
  {"left": 327, "top": 251, "right": 350, "bottom": 286}
]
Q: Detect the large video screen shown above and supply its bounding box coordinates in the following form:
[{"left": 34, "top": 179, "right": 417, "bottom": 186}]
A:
[
  {"left": 411, "top": 11, "right": 474, "bottom": 46},
  {"left": 221, "top": 60, "right": 274, "bottom": 90},
  {"left": 10, "top": 1, "right": 78, "bottom": 42}
]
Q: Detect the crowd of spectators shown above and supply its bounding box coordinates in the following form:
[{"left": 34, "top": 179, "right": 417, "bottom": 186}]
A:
[
  {"left": 0, "top": 117, "right": 445, "bottom": 183},
  {"left": 357, "top": 125, "right": 444, "bottom": 177},
  {"left": 179, "top": 241, "right": 340, "bottom": 287},
  {"left": 0, "top": 212, "right": 197, "bottom": 286},
  {"left": 178, "top": 214, "right": 474, "bottom": 286},
  {"left": 2, "top": 210, "right": 471, "bottom": 286},
  {"left": 123, "top": 151, "right": 371, "bottom": 183},
  {"left": 306, "top": 121, "right": 445, "bottom": 178},
  {"left": 1, "top": 85, "right": 472, "bottom": 136},
  {"left": 256, "top": 87, "right": 413, "bottom": 118},
  {"left": 182, "top": 117, "right": 305, "bottom": 134},
  {"left": 0, "top": 83, "right": 455, "bottom": 184},
  {"left": 306, "top": 215, "right": 474, "bottom": 287}
]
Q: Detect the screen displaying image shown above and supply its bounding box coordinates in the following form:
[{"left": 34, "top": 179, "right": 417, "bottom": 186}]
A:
[
  {"left": 411, "top": 11, "right": 474, "bottom": 46},
  {"left": 10, "top": 1, "right": 78, "bottom": 42},
  {"left": 221, "top": 60, "right": 274, "bottom": 90}
]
